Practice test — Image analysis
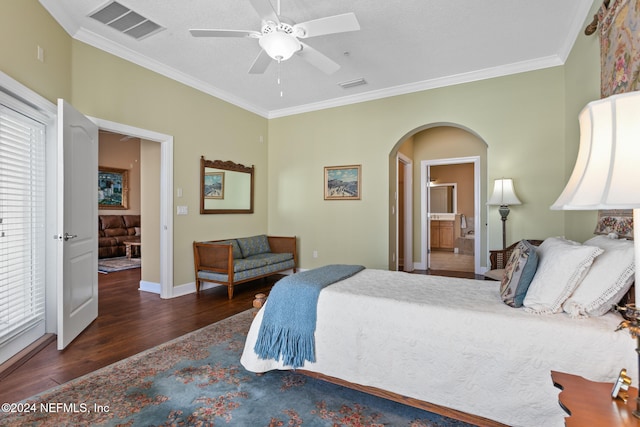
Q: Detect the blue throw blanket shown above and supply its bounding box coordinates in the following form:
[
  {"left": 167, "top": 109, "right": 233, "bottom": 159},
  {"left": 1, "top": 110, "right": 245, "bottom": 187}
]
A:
[{"left": 254, "top": 264, "right": 365, "bottom": 368}]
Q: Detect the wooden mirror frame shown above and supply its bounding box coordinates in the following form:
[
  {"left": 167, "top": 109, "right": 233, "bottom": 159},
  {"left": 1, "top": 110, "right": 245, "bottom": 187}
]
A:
[{"left": 200, "top": 157, "right": 254, "bottom": 214}]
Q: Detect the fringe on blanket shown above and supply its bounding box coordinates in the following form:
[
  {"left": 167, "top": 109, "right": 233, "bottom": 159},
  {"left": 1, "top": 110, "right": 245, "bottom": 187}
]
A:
[
  {"left": 254, "top": 264, "right": 365, "bottom": 368},
  {"left": 253, "top": 323, "right": 316, "bottom": 367}
]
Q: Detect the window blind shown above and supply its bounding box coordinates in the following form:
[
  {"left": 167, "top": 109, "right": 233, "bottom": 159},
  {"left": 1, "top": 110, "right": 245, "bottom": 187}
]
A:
[{"left": 0, "top": 103, "right": 46, "bottom": 346}]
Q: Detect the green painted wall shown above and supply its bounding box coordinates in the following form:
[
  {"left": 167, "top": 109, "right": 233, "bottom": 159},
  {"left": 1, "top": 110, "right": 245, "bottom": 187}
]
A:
[
  {"left": 0, "top": 0, "right": 71, "bottom": 101},
  {"left": 268, "top": 67, "right": 568, "bottom": 269}
]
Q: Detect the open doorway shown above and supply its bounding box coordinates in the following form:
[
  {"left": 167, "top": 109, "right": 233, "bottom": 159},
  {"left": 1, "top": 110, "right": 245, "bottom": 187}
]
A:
[
  {"left": 97, "top": 131, "right": 143, "bottom": 277},
  {"left": 423, "top": 159, "right": 479, "bottom": 273},
  {"left": 389, "top": 124, "right": 487, "bottom": 274},
  {"left": 92, "top": 117, "right": 174, "bottom": 298}
]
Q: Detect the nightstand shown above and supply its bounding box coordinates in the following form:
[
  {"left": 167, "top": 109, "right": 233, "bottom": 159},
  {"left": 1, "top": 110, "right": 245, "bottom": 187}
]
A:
[{"left": 551, "top": 370, "right": 640, "bottom": 426}]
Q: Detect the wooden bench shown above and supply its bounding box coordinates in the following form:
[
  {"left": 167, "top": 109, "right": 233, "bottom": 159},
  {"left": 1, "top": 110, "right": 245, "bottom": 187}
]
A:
[{"left": 193, "top": 235, "right": 297, "bottom": 299}]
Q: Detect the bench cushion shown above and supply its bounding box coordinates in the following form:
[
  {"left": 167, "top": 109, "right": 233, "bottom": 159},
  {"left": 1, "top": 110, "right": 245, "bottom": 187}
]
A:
[
  {"left": 215, "top": 239, "right": 243, "bottom": 259},
  {"left": 198, "top": 258, "right": 295, "bottom": 283},
  {"left": 233, "top": 253, "right": 294, "bottom": 273},
  {"left": 237, "top": 234, "right": 271, "bottom": 258}
]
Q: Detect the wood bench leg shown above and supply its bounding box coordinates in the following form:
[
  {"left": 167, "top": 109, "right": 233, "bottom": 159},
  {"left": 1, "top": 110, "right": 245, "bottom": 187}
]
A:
[
  {"left": 227, "top": 284, "right": 234, "bottom": 299},
  {"left": 196, "top": 279, "right": 201, "bottom": 293}
]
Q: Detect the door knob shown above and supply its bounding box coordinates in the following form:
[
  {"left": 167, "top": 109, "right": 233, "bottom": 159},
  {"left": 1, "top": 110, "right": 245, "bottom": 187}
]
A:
[{"left": 63, "top": 232, "right": 77, "bottom": 241}]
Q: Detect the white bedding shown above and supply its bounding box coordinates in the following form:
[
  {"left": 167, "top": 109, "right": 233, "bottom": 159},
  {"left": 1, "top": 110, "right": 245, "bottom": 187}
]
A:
[{"left": 241, "top": 269, "right": 637, "bottom": 427}]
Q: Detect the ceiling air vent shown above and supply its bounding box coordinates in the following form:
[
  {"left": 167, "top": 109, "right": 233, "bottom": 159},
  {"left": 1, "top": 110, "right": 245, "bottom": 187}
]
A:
[
  {"left": 338, "top": 78, "right": 367, "bottom": 89},
  {"left": 89, "top": 1, "right": 164, "bottom": 40}
]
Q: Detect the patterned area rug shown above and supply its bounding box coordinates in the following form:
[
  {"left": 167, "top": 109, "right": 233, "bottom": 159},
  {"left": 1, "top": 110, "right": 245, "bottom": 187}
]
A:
[
  {"left": 3, "top": 310, "right": 472, "bottom": 427},
  {"left": 98, "top": 256, "right": 141, "bottom": 273}
]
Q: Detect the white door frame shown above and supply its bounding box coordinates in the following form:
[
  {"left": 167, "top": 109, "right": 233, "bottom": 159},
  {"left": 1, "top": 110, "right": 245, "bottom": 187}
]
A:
[
  {"left": 396, "top": 153, "right": 413, "bottom": 272},
  {"left": 419, "top": 156, "right": 481, "bottom": 273},
  {"left": 91, "top": 117, "right": 174, "bottom": 299}
]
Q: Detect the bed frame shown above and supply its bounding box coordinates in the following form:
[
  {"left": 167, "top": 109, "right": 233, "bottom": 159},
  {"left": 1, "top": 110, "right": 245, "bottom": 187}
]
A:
[
  {"left": 250, "top": 260, "right": 635, "bottom": 426},
  {"left": 298, "top": 370, "right": 508, "bottom": 427}
]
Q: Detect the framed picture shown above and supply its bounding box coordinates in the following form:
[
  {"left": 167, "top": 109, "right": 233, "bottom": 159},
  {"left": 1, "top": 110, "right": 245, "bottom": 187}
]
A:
[
  {"left": 324, "top": 165, "right": 361, "bottom": 200},
  {"left": 204, "top": 171, "right": 225, "bottom": 199},
  {"left": 98, "top": 166, "right": 129, "bottom": 209}
]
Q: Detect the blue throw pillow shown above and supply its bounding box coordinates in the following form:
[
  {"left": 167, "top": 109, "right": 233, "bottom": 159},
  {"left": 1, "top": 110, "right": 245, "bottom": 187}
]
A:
[
  {"left": 216, "top": 239, "right": 243, "bottom": 259},
  {"left": 237, "top": 234, "right": 271, "bottom": 258},
  {"left": 500, "top": 240, "right": 539, "bottom": 307}
]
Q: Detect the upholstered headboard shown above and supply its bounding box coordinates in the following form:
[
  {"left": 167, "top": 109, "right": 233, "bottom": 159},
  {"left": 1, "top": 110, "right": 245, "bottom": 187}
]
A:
[{"left": 595, "top": 209, "right": 634, "bottom": 239}]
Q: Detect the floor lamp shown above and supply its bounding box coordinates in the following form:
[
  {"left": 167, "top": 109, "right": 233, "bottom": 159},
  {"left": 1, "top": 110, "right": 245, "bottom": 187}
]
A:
[
  {"left": 550, "top": 90, "right": 640, "bottom": 417},
  {"left": 488, "top": 178, "right": 522, "bottom": 249}
]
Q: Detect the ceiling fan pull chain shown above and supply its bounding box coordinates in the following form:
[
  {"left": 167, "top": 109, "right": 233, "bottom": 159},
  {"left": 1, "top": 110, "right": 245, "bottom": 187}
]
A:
[
  {"left": 277, "top": 58, "right": 281, "bottom": 85},
  {"left": 277, "top": 59, "right": 284, "bottom": 97}
]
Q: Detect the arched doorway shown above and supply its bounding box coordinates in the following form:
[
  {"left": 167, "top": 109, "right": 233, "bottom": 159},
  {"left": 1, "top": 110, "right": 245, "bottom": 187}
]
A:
[{"left": 388, "top": 124, "right": 488, "bottom": 274}]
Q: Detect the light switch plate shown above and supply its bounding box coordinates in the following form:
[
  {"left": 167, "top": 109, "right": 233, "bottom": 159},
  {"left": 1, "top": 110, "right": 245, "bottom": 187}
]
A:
[{"left": 177, "top": 205, "right": 188, "bottom": 215}]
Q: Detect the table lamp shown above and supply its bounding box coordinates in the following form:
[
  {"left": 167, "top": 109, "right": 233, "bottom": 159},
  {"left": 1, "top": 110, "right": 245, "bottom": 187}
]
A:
[
  {"left": 488, "top": 178, "right": 522, "bottom": 249},
  {"left": 551, "top": 90, "right": 640, "bottom": 417}
]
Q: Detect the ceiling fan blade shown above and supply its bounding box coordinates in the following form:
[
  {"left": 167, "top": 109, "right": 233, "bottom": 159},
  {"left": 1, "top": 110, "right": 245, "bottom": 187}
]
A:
[
  {"left": 190, "top": 29, "right": 260, "bottom": 38},
  {"left": 248, "top": 50, "right": 272, "bottom": 74},
  {"left": 297, "top": 42, "right": 340, "bottom": 74},
  {"left": 249, "top": 0, "right": 280, "bottom": 24},
  {"left": 295, "top": 13, "right": 360, "bottom": 39}
]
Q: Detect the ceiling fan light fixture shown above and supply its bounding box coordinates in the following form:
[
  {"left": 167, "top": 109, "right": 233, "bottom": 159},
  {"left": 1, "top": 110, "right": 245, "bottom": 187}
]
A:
[{"left": 259, "top": 31, "right": 301, "bottom": 61}]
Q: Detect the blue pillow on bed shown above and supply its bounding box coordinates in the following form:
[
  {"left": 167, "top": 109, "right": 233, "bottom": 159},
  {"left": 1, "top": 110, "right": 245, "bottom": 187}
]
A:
[{"left": 500, "top": 240, "right": 539, "bottom": 307}]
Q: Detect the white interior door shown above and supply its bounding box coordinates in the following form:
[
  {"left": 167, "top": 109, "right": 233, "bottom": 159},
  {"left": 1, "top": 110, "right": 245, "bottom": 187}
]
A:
[
  {"left": 56, "top": 99, "right": 98, "bottom": 350},
  {"left": 426, "top": 166, "right": 433, "bottom": 270},
  {"left": 398, "top": 154, "right": 413, "bottom": 272}
]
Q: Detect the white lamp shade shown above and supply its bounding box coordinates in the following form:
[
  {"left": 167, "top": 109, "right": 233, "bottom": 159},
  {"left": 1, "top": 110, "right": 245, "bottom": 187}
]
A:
[
  {"left": 487, "top": 179, "right": 522, "bottom": 206},
  {"left": 551, "top": 91, "right": 640, "bottom": 210},
  {"left": 259, "top": 31, "right": 301, "bottom": 61}
]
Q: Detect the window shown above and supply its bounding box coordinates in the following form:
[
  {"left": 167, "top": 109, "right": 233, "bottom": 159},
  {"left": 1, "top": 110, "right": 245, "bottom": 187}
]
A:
[{"left": 0, "top": 97, "right": 46, "bottom": 355}]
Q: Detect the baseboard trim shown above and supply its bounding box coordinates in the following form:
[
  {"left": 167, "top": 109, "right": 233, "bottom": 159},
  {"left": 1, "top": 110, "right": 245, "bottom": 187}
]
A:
[
  {"left": 0, "top": 333, "right": 56, "bottom": 381},
  {"left": 139, "top": 280, "right": 161, "bottom": 294}
]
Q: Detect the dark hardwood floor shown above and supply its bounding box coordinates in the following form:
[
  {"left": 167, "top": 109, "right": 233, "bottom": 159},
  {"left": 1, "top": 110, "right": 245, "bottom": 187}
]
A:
[
  {"left": 0, "top": 266, "right": 480, "bottom": 405},
  {"left": 0, "top": 268, "right": 276, "bottom": 404}
]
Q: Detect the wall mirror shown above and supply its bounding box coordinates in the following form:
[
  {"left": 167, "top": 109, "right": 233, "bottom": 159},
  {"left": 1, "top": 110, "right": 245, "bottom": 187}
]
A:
[
  {"left": 200, "top": 156, "right": 254, "bottom": 214},
  {"left": 429, "top": 183, "right": 457, "bottom": 214}
]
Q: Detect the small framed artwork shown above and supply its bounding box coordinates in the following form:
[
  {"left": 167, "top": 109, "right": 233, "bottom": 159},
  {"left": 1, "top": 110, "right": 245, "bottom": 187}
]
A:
[
  {"left": 98, "top": 166, "right": 129, "bottom": 209},
  {"left": 324, "top": 165, "right": 361, "bottom": 200},
  {"left": 204, "top": 171, "right": 225, "bottom": 199}
]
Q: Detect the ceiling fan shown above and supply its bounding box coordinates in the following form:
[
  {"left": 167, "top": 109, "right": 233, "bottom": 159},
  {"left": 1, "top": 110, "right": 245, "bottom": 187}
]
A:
[{"left": 189, "top": 0, "right": 360, "bottom": 75}]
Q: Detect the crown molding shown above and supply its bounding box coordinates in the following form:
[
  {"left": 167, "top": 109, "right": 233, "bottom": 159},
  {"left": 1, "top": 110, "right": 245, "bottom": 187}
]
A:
[
  {"left": 71, "top": 26, "right": 570, "bottom": 120},
  {"left": 266, "top": 55, "right": 565, "bottom": 119}
]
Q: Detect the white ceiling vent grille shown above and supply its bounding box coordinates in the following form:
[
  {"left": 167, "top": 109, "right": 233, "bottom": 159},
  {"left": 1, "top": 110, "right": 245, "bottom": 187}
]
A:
[
  {"left": 89, "top": 1, "right": 164, "bottom": 40},
  {"left": 338, "top": 78, "right": 367, "bottom": 89}
]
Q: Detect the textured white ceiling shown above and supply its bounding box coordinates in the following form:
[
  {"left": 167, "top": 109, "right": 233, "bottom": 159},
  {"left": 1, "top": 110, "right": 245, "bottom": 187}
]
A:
[{"left": 39, "top": 0, "right": 594, "bottom": 118}]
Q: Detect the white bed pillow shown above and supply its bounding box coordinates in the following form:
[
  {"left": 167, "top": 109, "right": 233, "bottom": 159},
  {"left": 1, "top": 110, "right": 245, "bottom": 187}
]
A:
[
  {"left": 562, "top": 236, "right": 635, "bottom": 318},
  {"left": 523, "top": 237, "right": 603, "bottom": 314}
]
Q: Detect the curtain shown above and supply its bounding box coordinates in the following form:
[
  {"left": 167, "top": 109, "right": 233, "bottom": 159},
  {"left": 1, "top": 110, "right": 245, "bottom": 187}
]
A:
[{"left": 598, "top": 0, "right": 640, "bottom": 97}]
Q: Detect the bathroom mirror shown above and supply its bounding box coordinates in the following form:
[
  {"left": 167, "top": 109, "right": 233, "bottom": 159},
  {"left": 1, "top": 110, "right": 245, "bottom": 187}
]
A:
[
  {"left": 429, "top": 183, "right": 457, "bottom": 214},
  {"left": 200, "top": 156, "right": 254, "bottom": 214}
]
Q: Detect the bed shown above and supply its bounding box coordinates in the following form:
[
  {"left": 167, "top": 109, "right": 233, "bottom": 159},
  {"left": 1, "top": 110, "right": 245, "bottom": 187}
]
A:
[{"left": 241, "top": 237, "right": 638, "bottom": 427}]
